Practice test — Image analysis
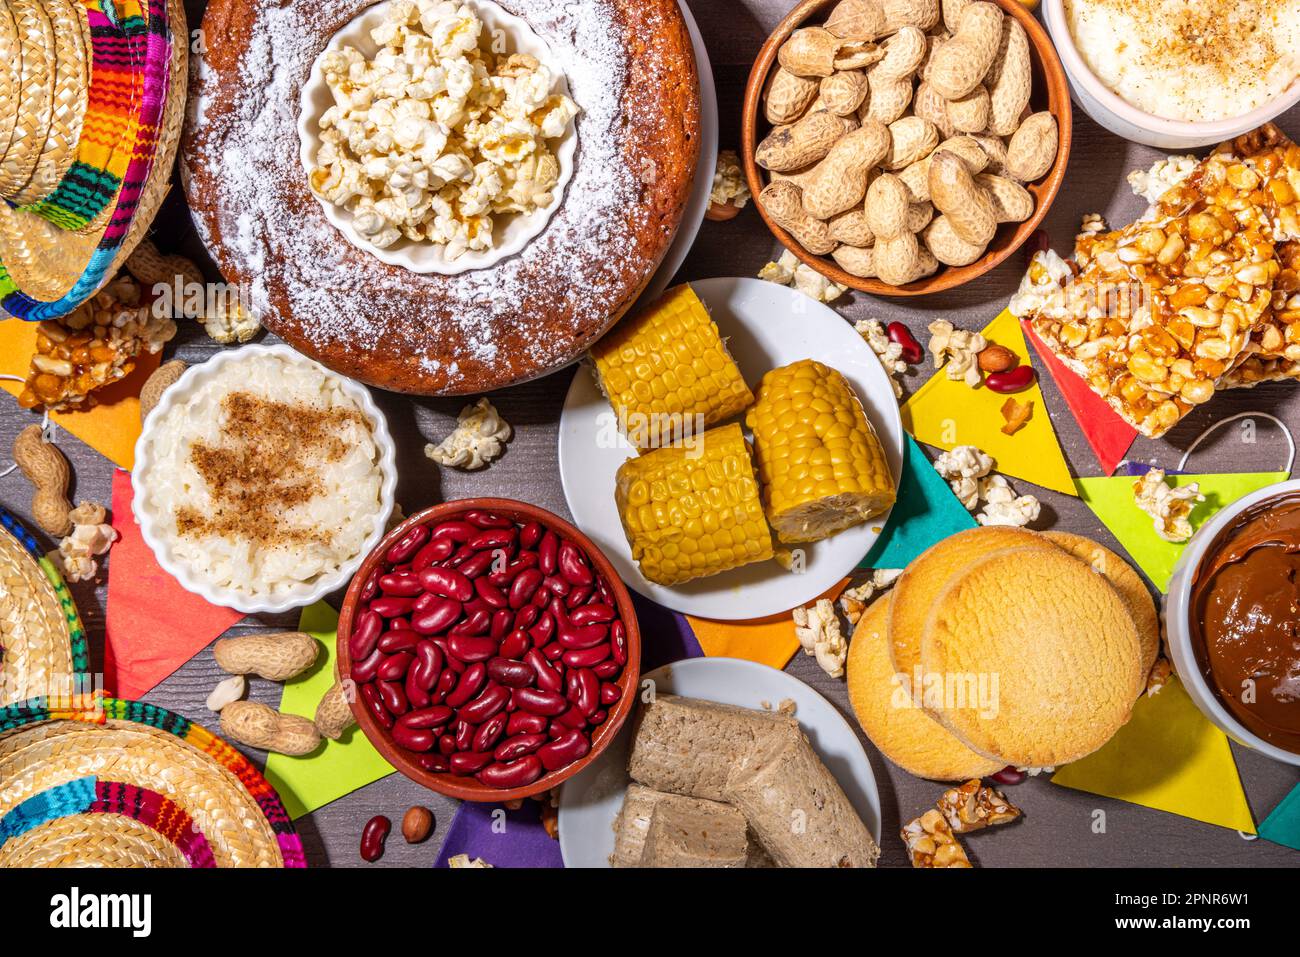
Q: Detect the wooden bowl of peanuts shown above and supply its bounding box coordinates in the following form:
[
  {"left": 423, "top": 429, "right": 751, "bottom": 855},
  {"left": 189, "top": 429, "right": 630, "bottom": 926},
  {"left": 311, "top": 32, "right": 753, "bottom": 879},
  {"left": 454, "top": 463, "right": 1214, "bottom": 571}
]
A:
[{"left": 742, "top": 0, "right": 1071, "bottom": 296}]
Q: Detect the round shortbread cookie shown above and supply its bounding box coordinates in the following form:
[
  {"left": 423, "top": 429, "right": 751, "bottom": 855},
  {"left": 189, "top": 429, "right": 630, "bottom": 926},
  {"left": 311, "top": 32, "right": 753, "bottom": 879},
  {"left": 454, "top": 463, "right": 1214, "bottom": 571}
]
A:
[
  {"left": 921, "top": 546, "right": 1142, "bottom": 768},
  {"left": 847, "top": 599, "right": 1004, "bottom": 781},
  {"left": 888, "top": 526, "right": 1052, "bottom": 676},
  {"left": 1042, "top": 530, "right": 1160, "bottom": 689}
]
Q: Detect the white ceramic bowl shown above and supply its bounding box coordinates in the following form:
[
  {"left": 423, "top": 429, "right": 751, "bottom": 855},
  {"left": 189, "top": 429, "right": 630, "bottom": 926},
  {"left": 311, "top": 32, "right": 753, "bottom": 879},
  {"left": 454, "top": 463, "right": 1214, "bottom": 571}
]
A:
[
  {"left": 1164, "top": 478, "right": 1300, "bottom": 766},
  {"left": 132, "top": 344, "right": 398, "bottom": 615},
  {"left": 297, "top": 0, "right": 578, "bottom": 275},
  {"left": 1042, "top": 0, "right": 1300, "bottom": 149}
]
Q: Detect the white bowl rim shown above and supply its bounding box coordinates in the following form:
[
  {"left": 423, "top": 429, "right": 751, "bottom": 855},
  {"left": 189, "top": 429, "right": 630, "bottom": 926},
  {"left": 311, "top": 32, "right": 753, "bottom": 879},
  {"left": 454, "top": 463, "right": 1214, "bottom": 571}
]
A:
[
  {"left": 1164, "top": 477, "right": 1300, "bottom": 766},
  {"left": 1042, "top": 0, "right": 1300, "bottom": 138},
  {"left": 296, "top": 0, "right": 579, "bottom": 276},
  {"left": 131, "top": 343, "right": 399, "bottom": 615}
]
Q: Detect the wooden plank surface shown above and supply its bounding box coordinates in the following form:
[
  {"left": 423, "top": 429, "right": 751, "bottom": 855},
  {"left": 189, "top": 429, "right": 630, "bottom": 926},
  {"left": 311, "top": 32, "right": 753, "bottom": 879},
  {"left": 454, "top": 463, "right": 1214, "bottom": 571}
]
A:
[{"left": 0, "top": 0, "right": 1297, "bottom": 867}]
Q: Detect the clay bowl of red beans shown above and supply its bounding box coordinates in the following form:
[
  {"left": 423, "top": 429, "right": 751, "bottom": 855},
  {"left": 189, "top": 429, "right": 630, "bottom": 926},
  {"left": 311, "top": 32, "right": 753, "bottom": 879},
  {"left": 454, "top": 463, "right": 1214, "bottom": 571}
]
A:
[{"left": 337, "top": 499, "right": 642, "bottom": 801}]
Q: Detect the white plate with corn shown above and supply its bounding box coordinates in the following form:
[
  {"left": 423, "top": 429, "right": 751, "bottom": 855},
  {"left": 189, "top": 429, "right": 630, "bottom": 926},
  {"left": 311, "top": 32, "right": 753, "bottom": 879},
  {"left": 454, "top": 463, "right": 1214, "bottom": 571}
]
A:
[{"left": 559, "top": 276, "right": 904, "bottom": 619}]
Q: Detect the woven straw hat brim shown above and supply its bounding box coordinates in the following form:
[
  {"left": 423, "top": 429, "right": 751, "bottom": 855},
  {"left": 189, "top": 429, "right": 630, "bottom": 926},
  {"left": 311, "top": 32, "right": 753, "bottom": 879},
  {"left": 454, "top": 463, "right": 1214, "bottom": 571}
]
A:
[
  {"left": 0, "top": 0, "right": 185, "bottom": 306},
  {"left": 1, "top": 811, "right": 192, "bottom": 867},
  {"left": 0, "top": 718, "right": 288, "bottom": 867},
  {"left": 0, "top": 524, "right": 74, "bottom": 708},
  {"left": 0, "top": 0, "right": 57, "bottom": 198},
  {"left": 9, "top": 0, "right": 90, "bottom": 206},
  {"left": 0, "top": 4, "right": 21, "bottom": 170}
]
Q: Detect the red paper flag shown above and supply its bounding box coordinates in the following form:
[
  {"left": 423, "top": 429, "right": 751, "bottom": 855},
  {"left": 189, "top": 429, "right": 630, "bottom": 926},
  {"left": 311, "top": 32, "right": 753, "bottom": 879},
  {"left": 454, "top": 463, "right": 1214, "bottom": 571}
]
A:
[
  {"left": 106, "top": 469, "right": 244, "bottom": 698},
  {"left": 1022, "top": 319, "right": 1138, "bottom": 475}
]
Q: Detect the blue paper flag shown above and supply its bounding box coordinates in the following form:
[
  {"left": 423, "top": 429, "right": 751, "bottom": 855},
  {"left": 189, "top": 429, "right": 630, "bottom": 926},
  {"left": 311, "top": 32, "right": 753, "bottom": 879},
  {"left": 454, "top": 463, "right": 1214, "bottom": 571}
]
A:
[
  {"left": 1259, "top": 782, "right": 1300, "bottom": 854},
  {"left": 862, "top": 434, "right": 976, "bottom": 569}
]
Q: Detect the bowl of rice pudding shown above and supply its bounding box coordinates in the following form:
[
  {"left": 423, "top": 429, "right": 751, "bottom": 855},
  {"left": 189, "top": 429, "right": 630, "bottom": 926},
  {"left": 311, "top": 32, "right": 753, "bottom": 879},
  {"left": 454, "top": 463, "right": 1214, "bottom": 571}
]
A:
[
  {"left": 133, "top": 345, "right": 398, "bottom": 613},
  {"left": 1044, "top": 0, "right": 1300, "bottom": 147}
]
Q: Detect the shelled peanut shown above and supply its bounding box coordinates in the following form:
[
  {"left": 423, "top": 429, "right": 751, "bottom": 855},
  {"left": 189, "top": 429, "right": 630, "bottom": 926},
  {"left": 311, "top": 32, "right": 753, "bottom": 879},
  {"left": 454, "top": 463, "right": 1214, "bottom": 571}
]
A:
[{"left": 755, "top": 0, "right": 1057, "bottom": 286}]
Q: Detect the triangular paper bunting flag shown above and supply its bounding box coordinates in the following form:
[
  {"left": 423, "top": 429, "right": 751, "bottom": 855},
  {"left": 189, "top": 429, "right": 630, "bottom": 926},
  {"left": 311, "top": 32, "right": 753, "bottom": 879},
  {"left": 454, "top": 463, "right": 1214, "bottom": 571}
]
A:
[
  {"left": 1022, "top": 318, "right": 1137, "bottom": 475},
  {"left": 105, "top": 469, "right": 245, "bottom": 698},
  {"left": 685, "top": 579, "right": 848, "bottom": 670},
  {"left": 903, "top": 308, "right": 1076, "bottom": 495},
  {"left": 0, "top": 319, "right": 160, "bottom": 469},
  {"left": 1258, "top": 782, "right": 1300, "bottom": 853},
  {"left": 264, "top": 602, "right": 395, "bottom": 819},
  {"left": 863, "top": 434, "right": 976, "bottom": 568},
  {"left": 1075, "top": 471, "right": 1287, "bottom": 591},
  {"left": 1052, "top": 676, "right": 1256, "bottom": 833}
]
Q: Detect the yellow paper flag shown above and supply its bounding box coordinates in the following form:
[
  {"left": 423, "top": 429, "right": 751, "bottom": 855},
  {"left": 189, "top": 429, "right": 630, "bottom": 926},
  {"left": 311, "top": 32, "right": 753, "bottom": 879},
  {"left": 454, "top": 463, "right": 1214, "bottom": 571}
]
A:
[
  {"left": 0, "top": 318, "right": 159, "bottom": 469},
  {"left": 902, "top": 308, "right": 1076, "bottom": 496},
  {"left": 1052, "top": 676, "right": 1256, "bottom": 833},
  {"left": 686, "top": 579, "right": 849, "bottom": 670}
]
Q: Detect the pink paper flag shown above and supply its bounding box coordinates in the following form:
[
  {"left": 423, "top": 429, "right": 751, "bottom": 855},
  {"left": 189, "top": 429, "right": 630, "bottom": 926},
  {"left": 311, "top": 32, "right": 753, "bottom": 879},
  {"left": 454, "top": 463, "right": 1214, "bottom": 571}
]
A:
[
  {"left": 1022, "top": 319, "right": 1138, "bottom": 475},
  {"left": 105, "top": 469, "right": 244, "bottom": 698}
]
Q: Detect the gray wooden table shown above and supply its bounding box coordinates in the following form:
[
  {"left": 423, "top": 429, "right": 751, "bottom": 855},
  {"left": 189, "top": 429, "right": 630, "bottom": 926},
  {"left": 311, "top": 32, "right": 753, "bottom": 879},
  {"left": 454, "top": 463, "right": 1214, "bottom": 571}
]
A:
[{"left": 2, "top": 0, "right": 1298, "bottom": 867}]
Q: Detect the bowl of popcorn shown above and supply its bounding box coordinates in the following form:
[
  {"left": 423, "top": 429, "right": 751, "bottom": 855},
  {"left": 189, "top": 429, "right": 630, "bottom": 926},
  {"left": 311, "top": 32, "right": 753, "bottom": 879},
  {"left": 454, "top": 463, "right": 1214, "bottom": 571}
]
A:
[{"left": 299, "top": 0, "right": 581, "bottom": 274}]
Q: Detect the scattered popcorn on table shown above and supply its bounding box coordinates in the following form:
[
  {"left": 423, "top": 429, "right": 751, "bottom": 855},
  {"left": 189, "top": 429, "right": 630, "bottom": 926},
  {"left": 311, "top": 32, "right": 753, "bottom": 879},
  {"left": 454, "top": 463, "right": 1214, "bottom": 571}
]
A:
[
  {"left": 933, "top": 445, "right": 995, "bottom": 511},
  {"left": 203, "top": 299, "right": 261, "bottom": 345},
  {"left": 1133, "top": 467, "right": 1203, "bottom": 543},
  {"left": 792, "top": 598, "right": 847, "bottom": 679},
  {"left": 758, "top": 250, "right": 847, "bottom": 303},
  {"left": 425, "top": 397, "right": 512, "bottom": 470},
  {"left": 310, "top": 0, "right": 580, "bottom": 258},
  {"left": 448, "top": 854, "right": 493, "bottom": 868},
  {"left": 976, "top": 474, "right": 1041, "bottom": 528},
  {"left": 49, "top": 501, "right": 118, "bottom": 583},
  {"left": 1077, "top": 212, "right": 1106, "bottom": 237},
  {"left": 855, "top": 319, "right": 906, "bottom": 399},
  {"left": 710, "top": 149, "right": 751, "bottom": 209},
  {"left": 927, "top": 319, "right": 986, "bottom": 388},
  {"left": 839, "top": 568, "right": 903, "bottom": 625},
  {"left": 1126, "top": 154, "right": 1198, "bottom": 205}
]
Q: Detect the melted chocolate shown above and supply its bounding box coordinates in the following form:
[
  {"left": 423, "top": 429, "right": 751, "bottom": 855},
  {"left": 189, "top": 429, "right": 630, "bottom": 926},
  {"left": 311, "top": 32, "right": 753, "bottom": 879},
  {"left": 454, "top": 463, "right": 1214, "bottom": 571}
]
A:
[{"left": 1190, "top": 492, "right": 1300, "bottom": 753}]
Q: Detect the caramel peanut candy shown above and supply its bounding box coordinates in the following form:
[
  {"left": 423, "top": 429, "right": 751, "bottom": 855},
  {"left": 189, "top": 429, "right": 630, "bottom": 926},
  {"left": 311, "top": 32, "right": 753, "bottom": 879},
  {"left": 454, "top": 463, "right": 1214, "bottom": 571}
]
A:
[
  {"left": 901, "top": 808, "right": 972, "bottom": 868},
  {"left": 937, "top": 779, "right": 1022, "bottom": 834}
]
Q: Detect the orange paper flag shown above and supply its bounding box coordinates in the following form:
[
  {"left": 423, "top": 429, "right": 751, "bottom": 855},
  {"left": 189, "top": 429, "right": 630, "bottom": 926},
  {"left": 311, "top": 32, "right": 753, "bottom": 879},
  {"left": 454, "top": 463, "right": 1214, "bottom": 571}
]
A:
[
  {"left": 0, "top": 318, "right": 160, "bottom": 469},
  {"left": 685, "top": 579, "right": 850, "bottom": 670}
]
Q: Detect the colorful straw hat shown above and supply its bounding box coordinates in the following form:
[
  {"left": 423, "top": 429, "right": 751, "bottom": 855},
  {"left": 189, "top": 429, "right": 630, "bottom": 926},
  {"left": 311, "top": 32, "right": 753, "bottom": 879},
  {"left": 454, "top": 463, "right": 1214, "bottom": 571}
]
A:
[
  {"left": 0, "top": 695, "right": 308, "bottom": 867},
  {"left": 0, "top": 507, "right": 88, "bottom": 708},
  {"left": 0, "top": 0, "right": 188, "bottom": 320}
]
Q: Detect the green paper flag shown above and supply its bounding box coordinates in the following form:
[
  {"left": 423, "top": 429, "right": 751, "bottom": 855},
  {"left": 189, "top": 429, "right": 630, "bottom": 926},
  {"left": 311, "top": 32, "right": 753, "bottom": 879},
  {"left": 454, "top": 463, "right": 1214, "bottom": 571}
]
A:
[
  {"left": 1074, "top": 472, "right": 1287, "bottom": 591},
  {"left": 263, "top": 601, "right": 395, "bottom": 819},
  {"left": 1052, "top": 677, "right": 1255, "bottom": 833},
  {"left": 1259, "top": 783, "right": 1300, "bottom": 853},
  {"left": 862, "top": 434, "right": 976, "bottom": 569}
]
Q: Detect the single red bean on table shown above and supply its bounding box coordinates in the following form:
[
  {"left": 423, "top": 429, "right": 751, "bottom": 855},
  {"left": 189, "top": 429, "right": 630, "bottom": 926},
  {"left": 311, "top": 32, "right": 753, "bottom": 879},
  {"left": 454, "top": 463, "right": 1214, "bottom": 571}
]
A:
[
  {"left": 360, "top": 815, "right": 391, "bottom": 862},
  {"left": 885, "top": 321, "right": 924, "bottom": 365},
  {"left": 985, "top": 365, "right": 1037, "bottom": 393}
]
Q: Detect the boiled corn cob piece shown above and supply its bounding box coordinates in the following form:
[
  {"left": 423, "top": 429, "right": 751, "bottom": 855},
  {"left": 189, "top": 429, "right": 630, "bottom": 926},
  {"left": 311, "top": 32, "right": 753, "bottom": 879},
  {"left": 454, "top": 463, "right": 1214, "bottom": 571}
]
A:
[
  {"left": 614, "top": 423, "right": 774, "bottom": 585},
  {"left": 745, "top": 359, "right": 896, "bottom": 543},
  {"left": 591, "top": 284, "right": 754, "bottom": 451}
]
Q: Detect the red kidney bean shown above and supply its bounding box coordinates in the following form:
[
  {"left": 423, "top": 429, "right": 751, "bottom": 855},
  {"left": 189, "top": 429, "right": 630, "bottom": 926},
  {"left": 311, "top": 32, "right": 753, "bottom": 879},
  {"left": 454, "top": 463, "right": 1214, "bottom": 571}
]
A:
[
  {"left": 563, "top": 644, "right": 610, "bottom": 668},
  {"left": 542, "top": 642, "right": 565, "bottom": 662},
  {"left": 448, "top": 633, "right": 496, "bottom": 662},
  {"left": 592, "top": 661, "right": 621, "bottom": 680},
  {"left": 370, "top": 595, "right": 415, "bottom": 618},
  {"left": 413, "top": 536, "right": 456, "bottom": 570},
  {"left": 450, "top": 751, "right": 493, "bottom": 775},
  {"left": 538, "top": 730, "right": 590, "bottom": 771},
  {"left": 473, "top": 711, "right": 509, "bottom": 752},
  {"left": 508, "top": 568, "right": 545, "bottom": 609},
  {"left": 406, "top": 667, "right": 431, "bottom": 709},
  {"left": 462, "top": 596, "right": 491, "bottom": 616},
  {"left": 488, "top": 553, "right": 537, "bottom": 588},
  {"left": 399, "top": 705, "right": 454, "bottom": 730},
  {"left": 558, "top": 623, "right": 609, "bottom": 650},
  {"left": 599, "top": 682, "right": 622, "bottom": 706},
  {"left": 490, "top": 609, "right": 514, "bottom": 640},
  {"left": 611, "top": 620, "right": 627, "bottom": 667},
  {"left": 437, "top": 734, "right": 457, "bottom": 755},
  {"left": 477, "top": 755, "right": 543, "bottom": 789},
  {"left": 349, "top": 609, "right": 383, "bottom": 660},
  {"left": 458, "top": 683, "right": 509, "bottom": 724},
  {"left": 991, "top": 766, "right": 1027, "bottom": 785},
  {"left": 412, "top": 641, "right": 442, "bottom": 690},
  {"left": 457, "top": 550, "right": 498, "bottom": 579},
  {"left": 548, "top": 723, "right": 567, "bottom": 739},
  {"left": 417, "top": 566, "right": 473, "bottom": 602},
  {"left": 417, "top": 752, "right": 450, "bottom": 773},
  {"left": 565, "top": 585, "right": 594, "bottom": 609},
  {"left": 487, "top": 656, "right": 535, "bottom": 688},
  {"left": 513, "top": 687, "right": 568, "bottom": 716},
  {"left": 377, "top": 653, "right": 414, "bottom": 682},
  {"left": 378, "top": 628, "right": 421, "bottom": 654},
  {"left": 465, "top": 510, "right": 512, "bottom": 529},
  {"left": 558, "top": 541, "right": 594, "bottom": 586},
  {"left": 525, "top": 649, "right": 562, "bottom": 693},
  {"left": 474, "top": 577, "right": 508, "bottom": 608},
  {"left": 432, "top": 668, "right": 458, "bottom": 703},
  {"left": 378, "top": 680, "right": 409, "bottom": 716},
  {"left": 595, "top": 576, "right": 615, "bottom": 606},
  {"left": 431, "top": 520, "right": 477, "bottom": 542},
  {"left": 499, "top": 629, "right": 531, "bottom": 660},
  {"left": 359, "top": 569, "right": 381, "bottom": 604},
  {"left": 391, "top": 722, "right": 434, "bottom": 752},
  {"left": 543, "top": 574, "right": 570, "bottom": 597},
  {"left": 379, "top": 572, "right": 423, "bottom": 596},
  {"left": 569, "top": 668, "right": 600, "bottom": 716},
  {"left": 446, "top": 663, "right": 487, "bottom": 708},
  {"left": 885, "top": 321, "right": 924, "bottom": 365},
  {"left": 531, "top": 587, "right": 552, "bottom": 609},
  {"left": 411, "top": 599, "right": 463, "bottom": 638},
  {"left": 431, "top": 638, "right": 465, "bottom": 674},
  {"left": 494, "top": 732, "right": 546, "bottom": 762},
  {"left": 449, "top": 611, "right": 492, "bottom": 640},
  {"left": 453, "top": 718, "right": 476, "bottom": 752},
  {"left": 352, "top": 647, "right": 384, "bottom": 684},
  {"left": 570, "top": 603, "right": 615, "bottom": 625},
  {"left": 538, "top": 531, "right": 558, "bottom": 574},
  {"left": 520, "top": 521, "right": 543, "bottom": 548},
  {"left": 554, "top": 704, "right": 587, "bottom": 730},
  {"left": 360, "top": 683, "right": 393, "bottom": 730},
  {"left": 446, "top": 544, "right": 475, "bottom": 566},
  {"left": 528, "top": 613, "right": 555, "bottom": 645},
  {"left": 360, "top": 815, "right": 390, "bottom": 862},
  {"left": 468, "top": 526, "right": 517, "bottom": 552},
  {"left": 590, "top": 709, "right": 606, "bottom": 725},
  {"left": 387, "top": 524, "right": 430, "bottom": 565},
  {"left": 985, "top": 366, "right": 1036, "bottom": 393},
  {"left": 507, "top": 711, "right": 548, "bottom": 736},
  {"left": 515, "top": 604, "right": 540, "bottom": 629}
]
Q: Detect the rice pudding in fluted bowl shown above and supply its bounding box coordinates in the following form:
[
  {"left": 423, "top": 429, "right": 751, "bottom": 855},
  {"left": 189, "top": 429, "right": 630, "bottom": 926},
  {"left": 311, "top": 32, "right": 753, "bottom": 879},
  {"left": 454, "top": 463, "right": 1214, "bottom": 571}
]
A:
[
  {"left": 1044, "top": 0, "right": 1300, "bottom": 147},
  {"left": 133, "top": 345, "right": 397, "bottom": 613}
]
